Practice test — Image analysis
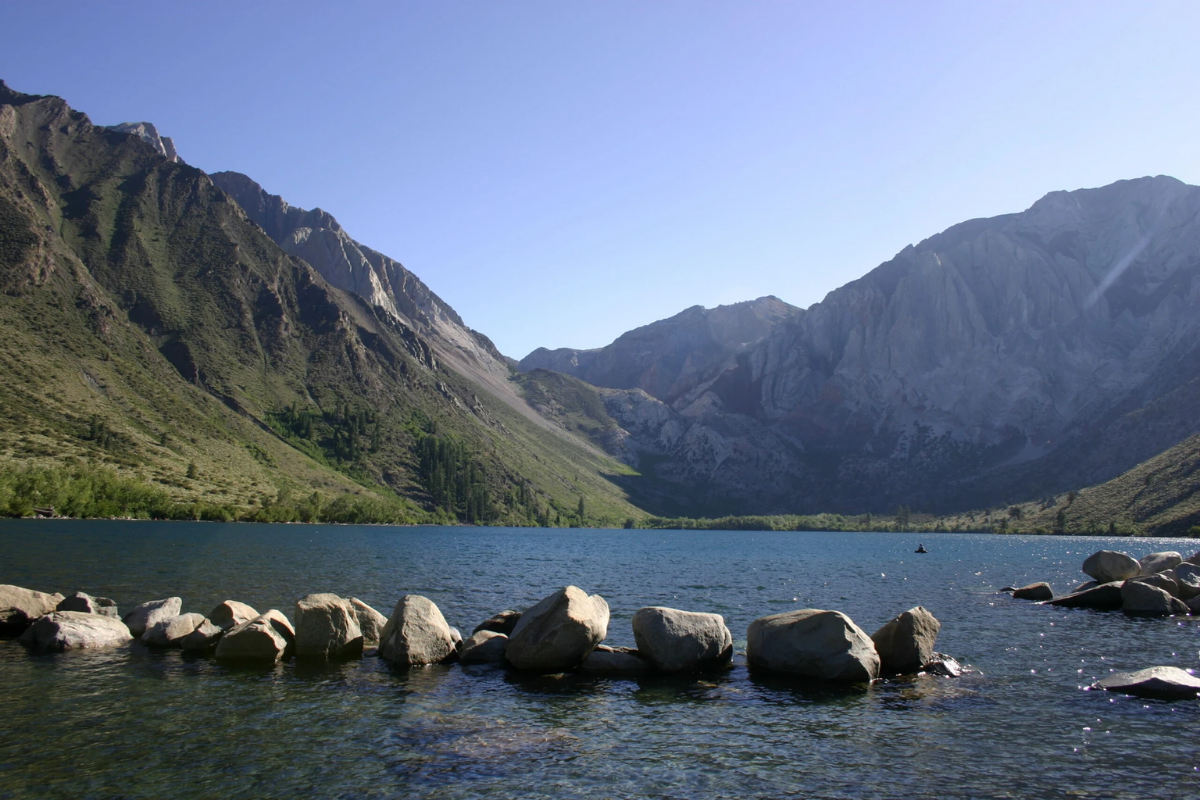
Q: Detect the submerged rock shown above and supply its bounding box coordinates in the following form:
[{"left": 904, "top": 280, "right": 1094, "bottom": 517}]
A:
[
  {"left": 19, "top": 611, "right": 131, "bottom": 651},
  {"left": 123, "top": 597, "right": 182, "bottom": 638},
  {"left": 1121, "top": 581, "right": 1189, "bottom": 616},
  {"left": 208, "top": 600, "right": 259, "bottom": 631},
  {"left": 1082, "top": 551, "right": 1140, "bottom": 583},
  {"left": 747, "top": 609, "right": 880, "bottom": 683},
  {"left": 871, "top": 606, "right": 941, "bottom": 675},
  {"left": 1045, "top": 582, "right": 1124, "bottom": 611},
  {"left": 1093, "top": 666, "right": 1200, "bottom": 699},
  {"left": 56, "top": 592, "right": 118, "bottom": 618},
  {"left": 922, "top": 652, "right": 963, "bottom": 678},
  {"left": 0, "top": 584, "right": 65, "bottom": 633},
  {"left": 378, "top": 595, "right": 457, "bottom": 667},
  {"left": 580, "top": 645, "right": 650, "bottom": 676},
  {"left": 294, "top": 593, "right": 363, "bottom": 660},
  {"left": 459, "top": 630, "right": 508, "bottom": 665},
  {"left": 473, "top": 610, "right": 522, "bottom": 636},
  {"left": 631, "top": 606, "right": 733, "bottom": 673},
  {"left": 142, "top": 612, "right": 206, "bottom": 647},
  {"left": 1012, "top": 583, "right": 1053, "bottom": 601},
  {"left": 506, "top": 586, "right": 609, "bottom": 672},
  {"left": 349, "top": 598, "right": 388, "bottom": 645},
  {"left": 1139, "top": 551, "right": 1182, "bottom": 576},
  {"left": 215, "top": 610, "right": 295, "bottom": 661}
]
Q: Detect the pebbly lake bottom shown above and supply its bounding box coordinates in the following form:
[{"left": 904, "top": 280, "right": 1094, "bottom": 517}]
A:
[{"left": 2, "top": 521, "right": 1200, "bottom": 799}]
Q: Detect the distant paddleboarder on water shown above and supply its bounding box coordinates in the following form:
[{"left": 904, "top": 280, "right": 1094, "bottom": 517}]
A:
[{"left": 915, "top": 543, "right": 928, "bottom": 553}]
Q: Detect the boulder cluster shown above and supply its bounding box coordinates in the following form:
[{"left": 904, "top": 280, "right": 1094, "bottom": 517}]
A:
[
  {"left": 1006, "top": 549, "right": 1200, "bottom": 616},
  {"left": 2, "top": 582, "right": 956, "bottom": 685}
]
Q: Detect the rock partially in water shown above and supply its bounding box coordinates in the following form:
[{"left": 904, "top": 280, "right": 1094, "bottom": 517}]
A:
[
  {"left": 0, "top": 584, "right": 64, "bottom": 633},
  {"left": 1012, "top": 583, "right": 1053, "bottom": 601},
  {"left": 142, "top": 612, "right": 206, "bottom": 647},
  {"left": 1127, "top": 572, "right": 1181, "bottom": 599},
  {"left": 459, "top": 630, "right": 508, "bottom": 665},
  {"left": 349, "top": 598, "right": 388, "bottom": 645},
  {"left": 180, "top": 618, "right": 224, "bottom": 651},
  {"left": 923, "top": 652, "right": 963, "bottom": 677},
  {"left": 631, "top": 606, "right": 733, "bottom": 673},
  {"left": 215, "top": 610, "right": 295, "bottom": 661},
  {"left": 506, "top": 586, "right": 610, "bottom": 673},
  {"left": 1170, "top": 564, "right": 1200, "bottom": 600},
  {"left": 208, "top": 600, "right": 259, "bottom": 631},
  {"left": 1093, "top": 666, "right": 1200, "bottom": 699},
  {"left": 294, "top": 593, "right": 363, "bottom": 660},
  {"left": 580, "top": 645, "right": 649, "bottom": 676},
  {"left": 1045, "top": 582, "right": 1124, "bottom": 610},
  {"left": 19, "top": 610, "right": 131, "bottom": 651},
  {"left": 1082, "top": 551, "right": 1140, "bottom": 583},
  {"left": 1071, "top": 580, "right": 1100, "bottom": 593},
  {"left": 378, "top": 595, "right": 457, "bottom": 667},
  {"left": 1121, "top": 581, "right": 1189, "bottom": 616},
  {"left": 473, "top": 610, "right": 521, "bottom": 636},
  {"left": 1139, "top": 551, "right": 1182, "bottom": 576},
  {"left": 56, "top": 591, "right": 119, "bottom": 618},
  {"left": 747, "top": 608, "right": 880, "bottom": 683},
  {"left": 123, "top": 597, "right": 182, "bottom": 638},
  {"left": 871, "top": 606, "right": 940, "bottom": 675}
]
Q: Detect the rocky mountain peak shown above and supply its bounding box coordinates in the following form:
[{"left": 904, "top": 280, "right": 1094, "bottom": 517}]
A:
[{"left": 108, "top": 121, "right": 179, "bottom": 162}]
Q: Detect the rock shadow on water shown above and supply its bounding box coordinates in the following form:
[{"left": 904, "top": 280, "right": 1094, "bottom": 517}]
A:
[{"left": 746, "top": 669, "right": 878, "bottom": 707}]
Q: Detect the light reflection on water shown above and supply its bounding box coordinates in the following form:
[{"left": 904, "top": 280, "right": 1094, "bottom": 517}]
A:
[{"left": 1, "top": 520, "right": 1200, "bottom": 799}]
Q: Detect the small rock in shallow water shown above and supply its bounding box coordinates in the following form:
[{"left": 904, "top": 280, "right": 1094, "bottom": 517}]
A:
[
  {"left": 748, "top": 608, "right": 880, "bottom": 683},
  {"left": 294, "top": 593, "right": 363, "bottom": 660},
  {"left": 348, "top": 598, "right": 388, "bottom": 645},
  {"left": 922, "top": 653, "right": 963, "bottom": 678},
  {"left": 142, "top": 612, "right": 206, "bottom": 647},
  {"left": 632, "top": 606, "right": 733, "bottom": 673},
  {"left": 215, "top": 610, "right": 295, "bottom": 661},
  {"left": 459, "top": 630, "right": 508, "bottom": 665},
  {"left": 1012, "top": 583, "right": 1053, "bottom": 601},
  {"left": 1045, "top": 582, "right": 1124, "bottom": 611},
  {"left": 180, "top": 618, "right": 224, "bottom": 651},
  {"left": 56, "top": 592, "right": 119, "bottom": 618},
  {"left": 378, "top": 595, "right": 457, "bottom": 667},
  {"left": 506, "top": 587, "right": 609, "bottom": 673},
  {"left": 208, "top": 600, "right": 259, "bottom": 631},
  {"left": 1093, "top": 666, "right": 1200, "bottom": 700},
  {"left": 871, "top": 606, "right": 940, "bottom": 676},
  {"left": 579, "top": 645, "right": 649, "bottom": 675},
  {"left": 0, "top": 584, "right": 65, "bottom": 632},
  {"left": 19, "top": 611, "right": 131, "bottom": 651},
  {"left": 123, "top": 597, "right": 182, "bottom": 638}
]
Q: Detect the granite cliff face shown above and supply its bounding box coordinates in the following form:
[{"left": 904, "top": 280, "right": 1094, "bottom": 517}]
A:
[
  {"left": 522, "top": 177, "right": 1200, "bottom": 513},
  {"left": 108, "top": 122, "right": 179, "bottom": 163}
]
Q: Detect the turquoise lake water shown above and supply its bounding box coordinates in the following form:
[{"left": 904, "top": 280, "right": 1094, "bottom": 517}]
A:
[{"left": 1, "top": 519, "right": 1199, "bottom": 799}]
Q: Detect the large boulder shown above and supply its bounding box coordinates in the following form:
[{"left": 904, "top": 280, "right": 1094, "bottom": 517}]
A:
[
  {"left": 1093, "top": 666, "right": 1200, "bottom": 699},
  {"left": 1012, "top": 583, "right": 1053, "bottom": 601},
  {"left": 142, "top": 612, "right": 206, "bottom": 647},
  {"left": 0, "top": 584, "right": 64, "bottom": 632},
  {"left": 1082, "top": 551, "right": 1140, "bottom": 583},
  {"left": 349, "top": 598, "right": 388, "bottom": 645},
  {"left": 580, "top": 645, "right": 650, "bottom": 676},
  {"left": 459, "top": 630, "right": 509, "bottom": 665},
  {"left": 180, "top": 619, "right": 224, "bottom": 651},
  {"left": 505, "top": 586, "right": 610, "bottom": 672},
  {"left": 1127, "top": 572, "right": 1181, "bottom": 599},
  {"left": 19, "top": 611, "right": 131, "bottom": 651},
  {"left": 215, "top": 610, "right": 295, "bottom": 661},
  {"left": 294, "top": 593, "right": 363, "bottom": 659},
  {"left": 1139, "top": 551, "right": 1182, "bottom": 576},
  {"left": 473, "top": 610, "right": 522, "bottom": 636},
  {"left": 378, "top": 595, "right": 457, "bottom": 667},
  {"left": 871, "top": 606, "right": 941, "bottom": 675},
  {"left": 208, "top": 600, "right": 259, "bottom": 631},
  {"left": 123, "top": 597, "right": 182, "bottom": 638},
  {"left": 1045, "top": 582, "right": 1125, "bottom": 610},
  {"left": 747, "top": 609, "right": 880, "bottom": 683},
  {"left": 1121, "top": 581, "right": 1189, "bottom": 616},
  {"left": 1172, "top": 563, "right": 1200, "bottom": 600},
  {"left": 56, "top": 592, "right": 119, "bottom": 618},
  {"left": 631, "top": 606, "right": 733, "bottom": 673}
]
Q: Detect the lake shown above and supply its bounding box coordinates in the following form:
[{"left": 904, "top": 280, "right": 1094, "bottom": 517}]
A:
[{"left": 2, "top": 519, "right": 1199, "bottom": 799}]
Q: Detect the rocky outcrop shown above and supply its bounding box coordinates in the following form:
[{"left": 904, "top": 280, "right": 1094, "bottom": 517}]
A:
[
  {"left": 747, "top": 609, "right": 880, "bottom": 683},
  {"left": 1045, "top": 582, "right": 1125, "bottom": 610},
  {"left": 870, "top": 607, "right": 941, "bottom": 675},
  {"left": 631, "top": 606, "right": 733, "bottom": 673},
  {"left": 459, "top": 631, "right": 508, "bottom": 665},
  {"left": 122, "top": 597, "right": 182, "bottom": 638},
  {"left": 1139, "top": 552, "right": 1183, "bottom": 576},
  {"left": 107, "top": 122, "right": 179, "bottom": 162},
  {"left": 473, "top": 610, "right": 522, "bottom": 636},
  {"left": 294, "top": 594, "right": 363, "bottom": 659},
  {"left": 349, "top": 598, "right": 388, "bottom": 646},
  {"left": 580, "top": 645, "right": 650, "bottom": 676},
  {"left": 0, "top": 584, "right": 64, "bottom": 632},
  {"left": 1120, "top": 581, "right": 1189, "bottom": 616},
  {"left": 19, "top": 611, "right": 131, "bottom": 650},
  {"left": 56, "top": 592, "right": 118, "bottom": 617},
  {"left": 209, "top": 600, "right": 259, "bottom": 631},
  {"left": 1011, "top": 583, "right": 1053, "bottom": 601},
  {"left": 1128, "top": 572, "right": 1181, "bottom": 599},
  {"left": 505, "top": 587, "right": 609, "bottom": 672},
  {"left": 215, "top": 610, "right": 295, "bottom": 661},
  {"left": 1093, "top": 666, "right": 1200, "bottom": 699},
  {"left": 378, "top": 595, "right": 456, "bottom": 667},
  {"left": 142, "top": 613, "right": 206, "bottom": 647},
  {"left": 1082, "top": 551, "right": 1141, "bottom": 584}
]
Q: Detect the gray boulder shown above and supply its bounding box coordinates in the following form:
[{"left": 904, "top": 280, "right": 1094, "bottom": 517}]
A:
[
  {"left": 294, "top": 593, "right": 363, "bottom": 659},
  {"left": 747, "top": 609, "right": 880, "bottom": 683},
  {"left": 209, "top": 600, "right": 259, "bottom": 631},
  {"left": 459, "top": 630, "right": 509, "bottom": 665},
  {"left": 473, "top": 610, "right": 522, "bottom": 636},
  {"left": 123, "top": 597, "right": 182, "bottom": 638},
  {"left": 215, "top": 610, "right": 295, "bottom": 661},
  {"left": 580, "top": 645, "right": 650, "bottom": 676},
  {"left": 1082, "top": 551, "right": 1140, "bottom": 583},
  {"left": 1139, "top": 551, "right": 1182, "bottom": 576},
  {"left": 631, "top": 606, "right": 733, "bottom": 673},
  {"left": 923, "top": 652, "right": 963, "bottom": 677},
  {"left": 1045, "top": 581, "right": 1125, "bottom": 610},
  {"left": 142, "top": 612, "right": 206, "bottom": 647},
  {"left": 180, "top": 619, "right": 224, "bottom": 651},
  {"left": 56, "top": 592, "right": 119, "bottom": 618},
  {"left": 1093, "top": 666, "right": 1200, "bottom": 699},
  {"left": 1012, "top": 583, "right": 1053, "bottom": 601},
  {"left": 505, "top": 586, "right": 610, "bottom": 672},
  {"left": 0, "top": 584, "right": 65, "bottom": 632},
  {"left": 1128, "top": 572, "right": 1181, "bottom": 599},
  {"left": 378, "top": 595, "right": 457, "bottom": 667},
  {"left": 1172, "top": 563, "right": 1200, "bottom": 600},
  {"left": 1121, "top": 581, "right": 1189, "bottom": 616},
  {"left": 19, "top": 611, "right": 131, "bottom": 651},
  {"left": 349, "top": 598, "right": 388, "bottom": 645},
  {"left": 871, "top": 606, "right": 941, "bottom": 675}
]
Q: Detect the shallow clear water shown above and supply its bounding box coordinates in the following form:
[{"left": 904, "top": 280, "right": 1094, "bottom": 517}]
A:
[{"left": 1, "top": 520, "right": 1199, "bottom": 799}]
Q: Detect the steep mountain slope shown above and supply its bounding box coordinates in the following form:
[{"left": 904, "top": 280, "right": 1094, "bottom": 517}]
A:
[
  {"left": 0, "top": 80, "right": 640, "bottom": 524},
  {"left": 522, "top": 177, "right": 1200, "bottom": 514}
]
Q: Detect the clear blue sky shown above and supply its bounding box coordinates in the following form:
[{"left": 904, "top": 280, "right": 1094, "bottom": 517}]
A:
[{"left": 3, "top": 2, "right": 1198, "bottom": 358}]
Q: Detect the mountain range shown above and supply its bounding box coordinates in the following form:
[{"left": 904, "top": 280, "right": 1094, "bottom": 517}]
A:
[{"left": 2, "top": 78, "right": 1198, "bottom": 529}]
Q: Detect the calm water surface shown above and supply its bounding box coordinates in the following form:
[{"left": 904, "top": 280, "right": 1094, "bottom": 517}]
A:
[{"left": 2, "top": 520, "right": 1199, "bottom": 799}]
